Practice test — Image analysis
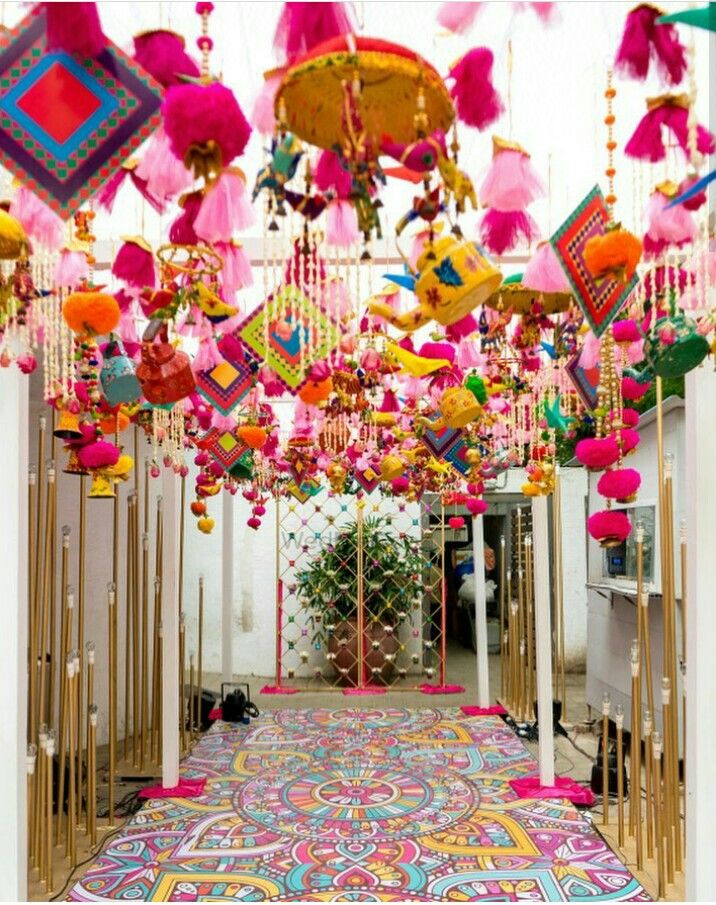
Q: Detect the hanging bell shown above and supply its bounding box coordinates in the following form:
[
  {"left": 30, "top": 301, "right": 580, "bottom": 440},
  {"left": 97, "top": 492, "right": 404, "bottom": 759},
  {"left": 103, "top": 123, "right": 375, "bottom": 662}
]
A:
[
  {"left": 88, "top": 473, "right": 115, "bottom": 498},
  {"left": 54, "top": 408, "right": 82, "bottom": 440},
  {"left": 63, "top": 446, "right": 89, "bottom": 476}
]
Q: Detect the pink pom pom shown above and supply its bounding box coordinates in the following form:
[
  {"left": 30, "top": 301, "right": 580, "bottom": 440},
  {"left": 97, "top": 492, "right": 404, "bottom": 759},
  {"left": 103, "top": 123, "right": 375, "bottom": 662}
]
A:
[
  {"left": 217, "top": 241, "right": 253, "bottom": 295},
  {"left": 273, "top": 2, "right": 356, "bottom": 64},
  {"left": 391, "top": 476, "right": 410, "bottom": 493},
  {"left": 645, "top": 189, "right": 697, "bottom": 249},
  {"left": 135, "top": 127, "right": 193, "bottom": 202},
  {"left": 479, "top": 148, "right": 545, "bottom": 211},
  {"left": 622, "top": 375, "right": 651, "bottom": 400},
  {"left": 194, "top": 171, "right": 256, "bottom": 244},
  {"left": 625, "top": 101, "right": 714, "bottom": 163},
  {"left": 163, "top": 82, "right": 251, "bottom": 168},
  {"left": 457, "top": 338, "right": 483, "bottom": 368},
  {"left": 9, "top": 185, "right": 63, "bottom": 251},
  {"left": 588, "top": 509, "right": 632, "bottom": 544},
  {"left": 621, "top": 408, "right": 640, "bottom": 428},
  {"left": 437, "top": 2, "right": 482, "bottom": 34},
  {"left": 111, "top": 239, "right": 156, "bottom": 290},
  {"left": 315, "top": 149, "right": 352, "bottom": 197},
  {"left": 677, "top": 175, "right": 707, "bottom": 211},
  {"left": 447, "top": 47, "right": 503, "bottom": 131},
  {"left": 445, "top": 313, "right": 478, "bottom": 342},
  {"left": 43, "top": 2, "right": 106, "bottom": 57},
  {"left": 479, "top": 209, "right": 540, "bottom": 255},
  {"left": 17, "top": 353, "right": 37, "bottom": 374},
  {"left": 575, "top": 437, "right": 620, "bottom": 470},
  {"left": 326, "top": 199, "right": 359, "bottom": 246},
  {"left": 133, "top": 29, "right": 200, "bottom": 87},
  {"left": 419, "top": 341, "right": 456, "bottom": 364},
  {"left": 251, "top": 73, "right": 281, "bottom": 135},
  {"left": 597, "top": 468, "right": 641, "bottom": 501},
  {"left": 193, "top": 336, "right": 223, "bottom": 373},
  {"left": 448, "top": 516, "right": 465, "bottom": 529},
  {"left": 466, "top": 497, "right": 488, "bottom": 516},
  {"left": 259, "top": 365, "right": 285, "bottom": 397},
  {"left": 379, "top": 389, "right": 400, "bottom": 413},
  {"left": 54, "top": 249, "right": 89, "bottom": 289},
  {"left": 78, "top": 440, "right": 120, "bottom": 470},
  {"left": 612, "top": 319, "right": 642, "bottom": 343},
  {"left": 522, "top": 242, "right": 569, "bottom": 292},
  {"left": 613, "top": 427, "right": 640, "bottom": 454}
]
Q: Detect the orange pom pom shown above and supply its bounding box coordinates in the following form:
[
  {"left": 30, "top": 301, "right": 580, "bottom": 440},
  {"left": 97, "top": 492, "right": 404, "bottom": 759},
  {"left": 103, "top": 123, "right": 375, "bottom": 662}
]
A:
[
  {"left": 236, "top": 424, "right": 267, "bottom": 450},
  {"left": 63, "top": 291, "right": 121, "bottom": 336},
  {"left": 98, "top": 410, "right": 130, "bottom": 435},
  {"left": 584, "top": 227, "right": 642, "bottom": 283},
  {"left": 298, "top": 377, "right": 333, "bottom": 406}
]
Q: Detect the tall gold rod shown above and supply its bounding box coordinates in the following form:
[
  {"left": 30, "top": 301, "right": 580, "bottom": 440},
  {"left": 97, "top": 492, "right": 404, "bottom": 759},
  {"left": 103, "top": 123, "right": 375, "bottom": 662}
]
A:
[
  {"left": 27, "top": 466, "right": 37, "bottom": 748},
  {"left": 179, "top": 613, "right": 186, "bottom": 753},
  {"left": 85, "top": 640, "right": 95, "bottom": 838},
  {"left": 140, "top": 524, "right": 150, "bottom": 771},
  {"left": 499, "top": 535, "right": 506, "bottom": 701},
  {"left": 31, "top": 418, "right": 46, "bottom": 744},
  {"left": 679, "top": 521, "right": 687, "bottom": 859},
  {"left": 76, "top": 479, "right": 86, "bottom": 825},
  {"left": 198, "top": 577, "right": 204, "bottom": 735},
  {"left": 123, "top": 492, "right": 134, "bottom": 763},
  {"left": 107, "top": 582, "right": 117, "bottom": 826},
  {"left": 616, "top": 704, "right": 625, "bottom": 848},
  {"left": 602, "top": 693, "right": 610, "bottom": 826},
  {"left": 37, "top": 461, "right": 55, "bottom": 736},
  {"left": 47, "top": 471, "right": 58, "bottom": 737}
]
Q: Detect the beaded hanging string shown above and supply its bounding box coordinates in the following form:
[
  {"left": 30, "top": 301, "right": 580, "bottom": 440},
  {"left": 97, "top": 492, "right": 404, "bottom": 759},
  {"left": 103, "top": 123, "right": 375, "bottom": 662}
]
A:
[
  {"left": 196, "top": 2, "right": 214, "bottom": 82},
  {"left": 604, "top": 68, "right": 617, "bottom": 218}
]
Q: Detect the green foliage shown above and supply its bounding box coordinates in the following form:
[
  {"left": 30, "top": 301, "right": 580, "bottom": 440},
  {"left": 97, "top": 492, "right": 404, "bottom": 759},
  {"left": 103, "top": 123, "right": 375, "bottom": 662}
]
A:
[{"left": 629, "top": 377, "right": 684, "bottom": 414}]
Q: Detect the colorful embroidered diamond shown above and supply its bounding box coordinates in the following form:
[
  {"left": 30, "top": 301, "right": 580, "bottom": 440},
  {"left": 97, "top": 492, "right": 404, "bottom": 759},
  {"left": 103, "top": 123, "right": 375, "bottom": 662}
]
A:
[
  {"left": 195, "top": 354, "right": 254, "bottom": 417},
  {"left": 201, "top": 428, "right": 249, "bottom": 472},
  {"left": 421, "top": 418, "right": 463, "bottom": 459}
]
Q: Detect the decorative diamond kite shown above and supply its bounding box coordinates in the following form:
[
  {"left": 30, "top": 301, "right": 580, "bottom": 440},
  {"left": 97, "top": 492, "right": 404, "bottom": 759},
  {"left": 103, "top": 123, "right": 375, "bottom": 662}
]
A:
[
  {"left": 235, "top": 285, "right": 341, "bottom": 395},
  {"left": 444, "top": 438, "right": 471, "bottom": 476},
  {"left": 420, "top": 417, "right": 463, "bottom": 459},
  {"left": 195, "top": 355, "right": 254, "bottom": 416},
  {"left": 550, "top": 186, "right": 638, "bottom": 338},
  {"left": 352, "top": 467, "right": 381, "bottom": 495},
  {"left": 566, "top": 352, "right": 601, "bottom": 410},
  {"left": 201, "top": 427, "right": 249, "bottom": 471},
  {"left": 286, "top": 479, "right": 322, "bottom": 504},
  {"left": 0, "top": 9, "right": 162, "bottom": 218}
]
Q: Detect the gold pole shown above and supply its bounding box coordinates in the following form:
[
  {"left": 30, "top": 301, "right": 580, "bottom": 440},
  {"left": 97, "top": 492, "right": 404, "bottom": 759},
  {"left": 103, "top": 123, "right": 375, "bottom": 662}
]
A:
[
  {"left": 85, "top": 641, "right": 95, "bottom": 837},
  {"left": 179, "top": 612, "right": 186, "bottom": 753},
  {"left": 554, "top": 470, "right": 566, "bottom": 716},
  {"left": 123, "top": 492, "right": 134, "bottom": 763},
  {"left": 499, "top": 536, "right": 506, "bottom": 701},
  {"left": 356, "top": 500, "right": 365, "bottom": 689},
  {"left": 615, "top": 704, "right": 625, "bottom": 848},
  {"left": 679, "top": 520, "right": 687, "bottom": 859},
  {"left": 33, "top": 725, "right": 47, "bottom": 877},
  {"left": 661, "top": 677, "right": 675, "bottom": 882},
  {"left": 26, "top": 744, "right": 37, "bottom": 871},
  {"left": 602, "top": 693, "right": 610, "bottom": 826},
  {"left": 47, "top": 487, "right": 57, "bottom": 752},
  {"left": 140, "top": 520, "right": 151, "bottom": 770},
  {"left": 629, "top": 641, "right": 643, "bottom": 869},
  {"left": 27, "top": 466, "right": 37, "bottom": 752},
  {"left": 66, "top": 656, "right": 77, "bottom": 866},
  {"left": 198, "top": 577, "right": 204, "bottom": 735},
  {"left": 151, "top": 576, "right": 162, "bottom": 763},
  {"left": 76, "top": 478, "right": 86, "bottom": 826},
  {"left": 44, "top": 729, "right": 55, "bottom": 894},
  {"left": 31, "top": 418, "right": 46, "bottom": 745},
  {"left": 644, "top": 710, "right": 654, "bottom": 859},
  {"left": 38, "top": 461, "right": 56, "bottom": 733},
  {"left": 525, "top": 535, "right": 534, "bottom": 718},
  {"left": 88, "top": 705, "right": 98, "bottom": 846},
  {"left": 54, "top": 573, "right": 71, "bottom": 847},
  {"left": 107, "top": 582, "right": 117, "bottom": 826},
  {"left": 652, "top": 731, "right": 666, "bottom": 899},
  {"left": 188, "top": 653, "right": 195, "bottom": 740}
]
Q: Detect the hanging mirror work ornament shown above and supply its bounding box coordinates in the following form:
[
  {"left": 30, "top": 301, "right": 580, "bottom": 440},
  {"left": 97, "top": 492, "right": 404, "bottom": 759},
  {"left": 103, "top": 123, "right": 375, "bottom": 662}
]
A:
[
  {"left": 550, "top": 186, "right": 637, "bottom": 338},
  {"left": 0, "top": 9, "right": 162, "bottom": 218}
]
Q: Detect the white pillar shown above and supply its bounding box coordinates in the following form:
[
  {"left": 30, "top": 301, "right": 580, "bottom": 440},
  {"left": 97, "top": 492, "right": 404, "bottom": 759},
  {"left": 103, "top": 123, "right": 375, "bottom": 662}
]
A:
[
  {"left": 685, "top": 364, "right": 716, "bottom": 901},
  {"left": 0, "top": 369, "right": 28, "bottom": 900},
  {"left": 532, "top": 495, "right": 555, "bottom": 786},
  {"left": 472, "top": 515, "right": 490, "bottom": 707},
  {"left": 221, "top": 491, "right": 233, "bottom": 685},
  {"left": 161, "top": 468, "right": 180, "bottom": 788}
]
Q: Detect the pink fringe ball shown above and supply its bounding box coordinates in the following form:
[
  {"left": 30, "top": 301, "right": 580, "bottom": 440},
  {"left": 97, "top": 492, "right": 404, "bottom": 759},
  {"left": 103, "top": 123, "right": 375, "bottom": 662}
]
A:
[
  {"left": 111, "top": 239, "right": 156, "bottom": 290},
  {"left": 447, "top": 47, "right": 503, "bottom": 131},
  {"left": 625, "top": 101, "right": 715, "bottom": 163},
  {"left": 621, "top": 408, "right": 640, "bottom": 428},
  {"left": 645, "top": 189, "right": 697, "bottom": 249},
  {"left": 479, "top": 209, "right": 540, "bottom": 255},
  {"left": 133, "top": 29, "right": 200, "bottom": 88},
  {"left": 575, "top": 437, "right": 620, "bottom": 470},
  {"left": 612, "top": 319, "right": 642, "bottom": 343},
  {"left": 466, "top": 497, "right": 488, "bottom": 516},
  {"left": 78, "top": 440, "right": 120, "bottom": 470},
  {"left": 613, "top": 427, "right": 640, "bottom": 455},
  {"left": 135, "top": 127, "right": 193, "bottom": 203},
  {"left": 54, "top": 249, "right": 89, "bottom": 289},
  {"left": 480, "top": 148, "right": 545, "bottom": 211},
  {"left": 169, "top": 191, "right": 203, "bottom": 245},
  {"left": 522, "top": 242, "right": 569, "bottom": 292},
  {"left": 43, "top": 2, "right": 106, "bottom": 57},
  {"left": 273, "top": 2, "right": 356, "bottom": 64},
  {"left": 326, "top": 199, "right": 360, "bottom": 247},
  {"left": 217, "top": 241, "right": 253, "bottom": 295},
  {"left": 622, "top": 375, "right": 651, "bottom": 400},
  {"left": 194, "top": 171, "right": 256, "bottom": 244},
  {"left": 163, "top": 82, "right": 251, "bottom": 167},
  {"left": 445, "top": 313, "right": 478, "bottom": 342},
  {"left": 597, "top": 468, "right": 641, "bottom": 501},
  {"left": 588, "top": 509, "right": 632, "bottom": 544},
  {"left": 436, "top": 2, "right": 482, "bottom": 34},
  {"left": 9, "top": 185, "right": 63, "bottom": 251}
]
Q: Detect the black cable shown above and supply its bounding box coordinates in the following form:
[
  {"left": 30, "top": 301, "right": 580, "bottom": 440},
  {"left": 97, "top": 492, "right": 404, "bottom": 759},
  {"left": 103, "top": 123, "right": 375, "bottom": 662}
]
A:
[{"left": 49, "top": 822, "right": 125, "bottom": 902}]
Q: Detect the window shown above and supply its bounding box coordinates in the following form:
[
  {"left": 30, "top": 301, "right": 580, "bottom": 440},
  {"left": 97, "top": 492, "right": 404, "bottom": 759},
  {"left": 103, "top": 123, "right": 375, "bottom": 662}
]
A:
[{"left": 601, "top": 505, "right": 655, "bottom": 583}]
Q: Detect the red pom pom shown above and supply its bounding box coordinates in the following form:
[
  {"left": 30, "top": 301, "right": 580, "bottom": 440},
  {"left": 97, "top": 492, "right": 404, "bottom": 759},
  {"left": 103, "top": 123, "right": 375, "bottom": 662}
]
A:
[
  {"left": 448, "top": 516, "right": 466, "bottom": 529},
  {"left": 621, "top": 375, "right": 651, "bottom": 400},
  {"left": 588, "top": 509, "right": 632, "bottom": 544},
  {"left": 575, "top": 437, "right": 620, "bottom": 470},
  {"left": 597, "top": 468, "right": 641, "bottom": 501},
  {"left": 621, "top": 408, "right": 639, "bottom": 428}
]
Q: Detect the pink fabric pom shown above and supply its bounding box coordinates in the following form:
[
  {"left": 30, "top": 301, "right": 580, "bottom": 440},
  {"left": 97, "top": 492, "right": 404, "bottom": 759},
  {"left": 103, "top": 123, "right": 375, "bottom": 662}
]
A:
[
  {"left": 391, "top": 476, "right": 410, "bottom": 493},
  {"left": 625, "top": 101, "right": 714, "bottom": 163},
  {"left": 379, "top": 389, "right": 400, "bottom": 413},
  {"left": 136, "top": 127, "right": 193, "bottom": 202},
  {"left": 622, "top": 375, "right": 650, "bottom": 400},
  {"left": 457, "top": 338, "right": 483, "bottom": 368},
  {"left": 163, "top": 82, "right": 251, "bottom": 167},
  {"left": 615, "top": 4, "right": 658, "bottom": 80},
  {"left": 54, "top": 249, "right": 89, "bottom": 289},
  {"left": 259, "top": 365, "right": 285, "bottom": 397},
  {"left": 111, "top": 240, "right": 156, "bottom": 290},
  {"left": 621, "top": 408, "right": 640, "bottom": 428},
  {"left": 522, "top": 242, "right": 569, "bottom": 292},
  {"left": 326, "top": 199, "right": 359, "bottom": 246},
  {"left": 43, "top": 2, "right": 106, "bottom": 57},
  {"left": 509, "top": 775, "right": 594, "bottom": 806},
  {"left": 315, "top": 149, "right": 352, "bottom": 197},
  {"left": 466, "top": 497, "right": 488, "bottom": 515},
  {"left": 597, "top": 468, "right": 641, "bottom": 500},
  {"left": 651, "top": 14, "right": 687, "bottom": 85},
  {"left": 677, "top": 175, "right": 707, "bottom": 211},
  {"left": 445, "top": 313, "right": 478, "bottom": 342},
  {"left": 9, "top": 185, "right": 63, "bottom": 250},
  {"left": 194, "top": 171, "right": 256, "bottom": 244},
  {"left": 251, "top": 73, "right": 281, "bottom": 135},
  {"left": 588, "top": 509, "right": 632, "bottom": 544},
  {"left": 645, "top": 190, "right": 697, "bottom": 249},
  {"left": 419, "top": 683, "right": 465, "bottom": 695},
  {"left": 480, "top": 148, "right": 545, "bottom": 211},
  {"left": 447, "top": 48, "right": 503, "bottom": 131},
  {"left": 133, "top": 29, "right": 200, "bottom": 88},
  {"left": 479, "top": 209, "right": 539, "bottom": 255},
  {"left": 193, "top": 336, "right": 223, "bottom": 373},
  {"left": 437, "top": 2, "right": 482, "bottom": 34},
  {"left": 169, "top": 191, "right": 203, "bottom": 245},
  {"left": 575, "top": 437, "right": 620, "bottom": 470},
  {"left": 78, "top": 440, "right": 120, "bottom": 469},
  {"left": 613, "top": 427, "right": 640, "bottom": 454},
  {"left": 612, "top": 319, "right": 642, "bottom": 343},
  {"left": 217, "top": 241, "right": 253, "bottom": 295},
  {"left": 273, "top": 2, "right": 356, "bottom": 64},
  {"left": 96, "top": 168, "right": 128, "bottom": 213}
]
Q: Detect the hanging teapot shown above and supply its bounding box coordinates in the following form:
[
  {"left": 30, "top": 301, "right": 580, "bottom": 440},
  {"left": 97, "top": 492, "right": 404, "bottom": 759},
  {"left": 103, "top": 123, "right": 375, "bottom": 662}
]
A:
[
  {"left": 136, "top": 320, "right": 195, "bottom": 406},
  {"left": 100, "top": 339, "right": 142, "bottom": 406}
]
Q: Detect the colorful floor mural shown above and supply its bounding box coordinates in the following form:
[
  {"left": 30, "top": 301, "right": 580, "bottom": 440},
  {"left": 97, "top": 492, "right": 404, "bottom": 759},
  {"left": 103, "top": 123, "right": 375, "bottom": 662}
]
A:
[{"left": 68, "top": 708, "right": 649, "bottom": 901}]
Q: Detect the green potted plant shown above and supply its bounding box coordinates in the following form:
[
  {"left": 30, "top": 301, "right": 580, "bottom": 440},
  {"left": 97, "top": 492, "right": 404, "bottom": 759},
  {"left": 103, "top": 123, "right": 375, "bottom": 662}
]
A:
[{"left": 296, "top": 516, "right": 424, "bottom": 685}]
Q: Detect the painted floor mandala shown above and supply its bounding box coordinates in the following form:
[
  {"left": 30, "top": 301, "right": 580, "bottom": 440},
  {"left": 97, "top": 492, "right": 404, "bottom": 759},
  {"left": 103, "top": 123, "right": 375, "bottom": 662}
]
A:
[{"left": 68, "top": 708, "right": 650, "bottom": 902}]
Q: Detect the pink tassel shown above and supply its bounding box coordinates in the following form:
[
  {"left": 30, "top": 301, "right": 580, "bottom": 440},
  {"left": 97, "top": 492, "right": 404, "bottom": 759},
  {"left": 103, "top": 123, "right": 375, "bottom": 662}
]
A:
[
  {"left": 677, "top": 175, "right": 707, "bottom": 211},
  {"left": 194, "top": 171, "right": 256, "bottom": 244},
  {"left": 193, "top": 336, "right": 223, "bottom": 373},
  {"left": 579, "top": 330, "right": 600, "bottom": 368},
  {"left": 251, "top": 73, "right": 281, "bottom": 135},
  {"left": 447, "top": 48, "right": 503, "bottom": 131},
  {"left": 54, "top": 249, "right": 89, "bottom": 289},
  {"left": 645, "top": 189, "right": 697, "bottom": 250},
  {"left": 217, "top": 241, "right": 253, "bottom": 295},
  {"left": 457, "top": 338, "right": 483, "bottom": 368},
  {"left": 315, "top": 149, "right": 352, "bottom": 197},
  {"left": 651, "top": 13, "right": 688, "bottom": 85},
  {"left": 528, "top": 2, "right": 557, "bottom": 23},
  {"left": 625, "top": 100, "right": 714, "bottom": 163},
  {"left": 379, "top": 389, "right": 400, "bottom": 413},
  {"left": 111, "top": 239, "right": 156, "bottom": 290},
  {"left": 445, "top": 313, "right": 478, "bottom": 342},
  {"left": 479, "top": 147, "right": 545, "bottom": 211},
  {"left": 273, "top": 2, "right": 356, "bottom": 64},
  {"left": 43, "top": 2, "right": 106, "bottom": 57},
  {"left": 436, "top": 2, "right": 482, "bottom": 34},
  {"left": 326, "top": 199, "right": 359, "bottom": 246},
  {"left": 135, "top": 128, "right": 193, "bottom": 203},
  {"left": 211, "top": 411, "right": 237, "bottom": 433},
  {"left": 615, "top": 4, "right": 685, "bottom": 85},
  {"left": 169, "top": 191, "right": 203, "bottom": 245},
  {"left": 96, "top": 166, "right": 164, "bottom": 214},
  {"left": 132, "top": 29, "right": 200, "bottom": 88},
  {"left": 522, "top": 242, "right": 569, "bottom": 291},
  {"left": 259, "top": 365, "right": 284, "bottom": 397},
  {"left": 479, "top": 209, "right": 539, "bottom": 255},
  {"left": 9, "top": 185, "right": 63, "bottom": 251}
]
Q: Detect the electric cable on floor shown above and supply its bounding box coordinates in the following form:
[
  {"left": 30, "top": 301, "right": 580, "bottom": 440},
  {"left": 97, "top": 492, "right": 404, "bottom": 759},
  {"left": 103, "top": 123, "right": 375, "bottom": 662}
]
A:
[{"left": 49, "top": 822, "right": 126, "bottom": 902}]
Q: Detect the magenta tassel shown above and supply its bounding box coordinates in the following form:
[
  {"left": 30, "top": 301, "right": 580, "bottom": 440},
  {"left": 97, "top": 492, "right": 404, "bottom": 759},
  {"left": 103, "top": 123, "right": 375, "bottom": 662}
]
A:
[
  {"left": 677, "top": 174, "right": 708, "bottom": 211},
  {"left": 194, "top": 171, "right": 255, "bottom": 244},
  {"left": 480, "top": 148, "right": 545, "bottom": 211},
  {"left": 315, "top": 149, "right": 352, "bottom": 197},
  {"left": 436, "top": 2, "right": 482, "bottom": 34},
  {"left": 651, "top": 15, "right": 687, "bottom": 85},
  {"left": 616, "top": 4, "right": 686, "bottom": 85},
  {"left": 43, "top": 2, "right": 106, "bottom": 57},
  {"left": 193, "top": 336, "right": 223, "bottom": 373},
  {"left": 169, "top": 191, "right": 203, "bottom": 245},
  {"left": 522, "top": 242, "right": 569, "bottom": 291},
  {"left": 645, "top": 189, "right": 697, "bottom": 249},
  {"left": 135, "top": 127, "right": 193, "bottom": 202},
  {"left": 326, "top": 199, "right": 359, "bottom": 247},
  {"left": 479, "top": 209, "right": 539, "bottom": 255},
  {"left": 445, "top": 313, "right": 478, "bottom": 342},
  {"left": 273, "top": 2, "right": 356, "bottom": 64},
  {"left": 111, "top": 239, "right": 156, "bottom": 290},
  {"left": 251, "top": 73, "right": 281, "bottom": 136},
  {"left": 132, "top": 29, "right": 200, "bottom": 88},
  {"left": 447, "top": 48, "right": 503, "bottom": 131},
  {"left": 9, "top": 185, "right": 63, "bottom": 251},
  {"left": 625, "top": 101, "right": 715, "bottom": 163}
]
